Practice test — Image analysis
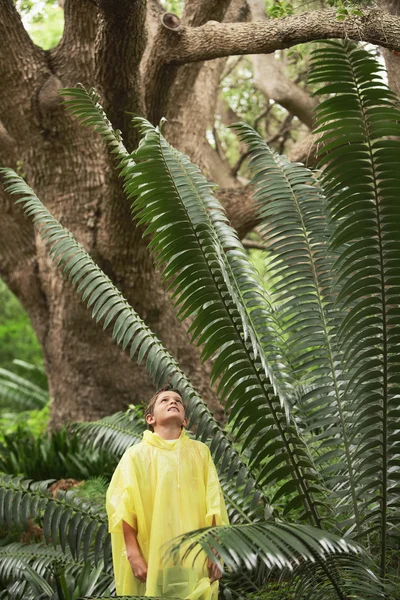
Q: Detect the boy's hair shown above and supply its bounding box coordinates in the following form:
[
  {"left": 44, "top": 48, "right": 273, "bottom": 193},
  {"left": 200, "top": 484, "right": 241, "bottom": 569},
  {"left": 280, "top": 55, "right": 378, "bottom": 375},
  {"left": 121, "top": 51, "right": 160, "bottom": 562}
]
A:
[{"left": 145, "top": 384, "right": 184, "bottom": 431}]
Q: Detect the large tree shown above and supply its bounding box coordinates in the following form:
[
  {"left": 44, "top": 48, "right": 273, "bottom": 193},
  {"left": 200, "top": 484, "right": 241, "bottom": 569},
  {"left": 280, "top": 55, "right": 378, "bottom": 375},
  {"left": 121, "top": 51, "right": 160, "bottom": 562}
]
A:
[{"left": 1, "top": 0, "right": 400, "bottom": 427}]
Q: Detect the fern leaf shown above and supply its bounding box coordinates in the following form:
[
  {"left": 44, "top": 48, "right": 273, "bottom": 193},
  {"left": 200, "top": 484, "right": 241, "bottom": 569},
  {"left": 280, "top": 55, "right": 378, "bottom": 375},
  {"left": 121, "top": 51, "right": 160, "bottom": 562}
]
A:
[
  {"left": 0, "top": 168, "right": 267, "bottom": 521},
  {"left": 309, "top": 39, "right": 400, "bottom": 575}
]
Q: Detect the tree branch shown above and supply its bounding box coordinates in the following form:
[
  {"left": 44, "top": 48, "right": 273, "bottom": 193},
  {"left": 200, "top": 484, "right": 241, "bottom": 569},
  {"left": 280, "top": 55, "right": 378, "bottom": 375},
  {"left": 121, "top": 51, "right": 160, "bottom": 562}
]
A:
[
  {"left": 0, "top": 129, "right": 49, "bottom": 342},
  {"left": 0, "top": 0, "right": 46, "bottom": 137},
  {"left": 162, "top": 8, "right": 400, "bottom": 64},
  {"left": 145, "top": 0, "right": 250, "bottom": 124},
  {"left": 95, "top": 0, "right": 147, "bottom": 150},
  {"left": 51, "top": 0, "right": 99, "bottom": 88},
  {"left": 182, "top": 0, "right": 234, "bottom": 26},
  {"left": 217, "top": 185, "right": 260, "bottom": 239},
  {"left": 248, "top": 0, "right": 316, "bottom": 128},
  {"left": 377, "top": 0, "right": 400, "bottom": 97}
]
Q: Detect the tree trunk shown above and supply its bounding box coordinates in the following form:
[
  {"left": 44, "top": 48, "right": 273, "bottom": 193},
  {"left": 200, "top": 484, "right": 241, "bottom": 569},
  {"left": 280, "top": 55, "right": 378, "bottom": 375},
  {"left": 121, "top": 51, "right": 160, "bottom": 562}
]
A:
[{"left": 2, "top": 0, "right": 400, "bottom": 426}]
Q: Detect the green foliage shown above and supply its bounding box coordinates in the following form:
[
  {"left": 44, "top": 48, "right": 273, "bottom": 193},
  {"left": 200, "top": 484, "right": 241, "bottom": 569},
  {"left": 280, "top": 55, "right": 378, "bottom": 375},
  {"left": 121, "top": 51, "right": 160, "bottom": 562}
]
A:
[
  {"left": 0, "top": 359, "right": 49, "bottom": 443},
  {"left": 160, "top": 0, "right": 184, "bottom": 15},
  {"left": 16, "top": 0, "right": 64, "bottom": 49},
  {"left": 0, "top": 360, "right": 48, "bottom": 411},
  {"left": 0, "top": 403, "right": 50, "bottom": 442},
  {"left": 0, "top": 280, "right": 43, "bottom": 368},
  {"left": 265, "top": 0, "right": 294, "bottom": 19},
  {"left": 72, "top": 405, "right": 146, "bottom": 457},
  {"left": 309, "top": 41, "right": 400, "bottom": 577},
  {"left": 0, "top": 476, "right": 110, "bottom": 566},
  {"left": 0, "top": 427, "right": 118, "bottom": 481},
  {"left": 2, "top": 39, "right": 400, "bottom": 600},
  {"left": 72, "top": 478, "right": 108, "bottom": 508},
  {"left": 246, "top": 581, "right": 293, "bottom": 600},
  {"left": 0, "top": 542, "right": 113, "bottom": 599}
]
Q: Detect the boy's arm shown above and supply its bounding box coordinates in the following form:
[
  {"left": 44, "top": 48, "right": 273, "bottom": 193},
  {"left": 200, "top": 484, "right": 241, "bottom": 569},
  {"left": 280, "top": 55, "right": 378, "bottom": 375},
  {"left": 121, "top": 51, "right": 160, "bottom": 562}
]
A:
[{"left": 122, "top": 520, "right": 148, "bottom": 583}]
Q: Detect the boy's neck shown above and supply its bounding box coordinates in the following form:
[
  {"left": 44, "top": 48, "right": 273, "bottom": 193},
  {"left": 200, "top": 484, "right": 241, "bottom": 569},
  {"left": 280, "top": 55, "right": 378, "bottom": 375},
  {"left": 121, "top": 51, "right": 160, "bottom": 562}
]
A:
[{"left": 153, "top": 424, "right": 183, "bottom": 440}]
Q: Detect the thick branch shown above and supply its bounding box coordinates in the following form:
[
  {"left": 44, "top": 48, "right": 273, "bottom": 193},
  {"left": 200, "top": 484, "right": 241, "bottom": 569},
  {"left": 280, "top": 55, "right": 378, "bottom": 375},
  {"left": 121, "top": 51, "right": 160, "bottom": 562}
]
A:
[
  {"left": 249, "top": 0, "right": 316, "bottom": 128},
  {"left": 95, "top": 0, "right": 147, "bottom": 150},
  {"left": 378, "top": 0, "right": 400, "bottom": 97},
  {"left": 0, "top": 129, "right": 49, "bottom": 343},
  {"left": 51, "top": 0, "right": 99, "bottom": 88},
  {"left": 146, "top": 0, "right": 249, "bottom": 126},
  {"left": 182, "top": 0, "right": 234, "bottom": 26},
  {"left": 163, "top": 9, "right": 400, "bottom": 64},
  {"left": 0, "top": 0, "right": 46, "bottom": 136},
  {"left": 217, "top": 185, "right": 260, "bottom": 239}
]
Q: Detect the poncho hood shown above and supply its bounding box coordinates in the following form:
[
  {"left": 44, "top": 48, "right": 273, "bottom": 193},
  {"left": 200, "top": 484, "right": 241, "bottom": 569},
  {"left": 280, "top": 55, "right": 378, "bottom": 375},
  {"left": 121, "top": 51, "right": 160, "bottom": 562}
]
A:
[{"left": 142, "top": 428, "right": 189, "bottom": 450}]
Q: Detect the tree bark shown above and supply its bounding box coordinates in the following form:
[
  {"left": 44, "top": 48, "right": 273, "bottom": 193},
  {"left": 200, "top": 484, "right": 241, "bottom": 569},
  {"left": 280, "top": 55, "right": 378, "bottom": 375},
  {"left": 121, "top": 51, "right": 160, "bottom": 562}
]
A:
[
  {"left": 155, "top": 8, "right": 400, "bottom": 65},
  {"left": 378, "top": 0, "right": 400, "bottom": 97},
  {"left": 1, "top": 0, "right": 400, "bottom": 427},
  {"left": 248, "top": 0, "right": 316, "bottom": 128},
  {"left": 0, "top": 0, "right": 224, "bottom": 427}
]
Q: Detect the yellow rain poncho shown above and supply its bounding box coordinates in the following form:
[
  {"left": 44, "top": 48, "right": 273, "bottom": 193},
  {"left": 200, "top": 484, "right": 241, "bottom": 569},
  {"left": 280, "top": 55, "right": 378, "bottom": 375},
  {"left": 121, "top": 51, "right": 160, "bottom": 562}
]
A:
[{"left": 106, "top": 429, "right": 229, "bottom": 599}]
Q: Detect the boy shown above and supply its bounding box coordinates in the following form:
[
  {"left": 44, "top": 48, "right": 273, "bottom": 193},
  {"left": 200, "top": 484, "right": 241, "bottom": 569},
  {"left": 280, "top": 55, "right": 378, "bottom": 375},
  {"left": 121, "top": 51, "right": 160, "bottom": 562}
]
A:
[{"left": 106, "top": 385, "right": 229, "bottom": 599}]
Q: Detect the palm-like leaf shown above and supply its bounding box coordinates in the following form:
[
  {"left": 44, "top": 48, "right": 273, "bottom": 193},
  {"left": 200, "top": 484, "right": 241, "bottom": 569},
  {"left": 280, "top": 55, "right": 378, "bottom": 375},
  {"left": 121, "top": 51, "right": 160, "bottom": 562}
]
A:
[
  {"left": 72, "top": 406, "right": 145, "bottom": 457},
  {"left": 0, "top": 168, "right": 267, "bottom": 521},
  {"left": 0, "top": 361, "right": 48, "bottom": 411},
  {"left": 169, "top": 522, "right": 383, "bottom": 600},
  {"left": 230, "top": 123, "right": 361, "bottom": 528},
  {"left": 115, "top": 116, "right": 325, "bottom": 524},
  {"left": 0, "top": 476, "right": 110, "bottom": 566},
  {"left": 61, "top": 86, "right": 133, "bottom": 173},
  {"left": 309, "top": 39, "right": 400, "bottom": 575},
  {"left": 59, "top": 87, "right": 328, "bottom": 525},
  {"left": 0, "top": 542, "right": 113, "bottom": 599}
]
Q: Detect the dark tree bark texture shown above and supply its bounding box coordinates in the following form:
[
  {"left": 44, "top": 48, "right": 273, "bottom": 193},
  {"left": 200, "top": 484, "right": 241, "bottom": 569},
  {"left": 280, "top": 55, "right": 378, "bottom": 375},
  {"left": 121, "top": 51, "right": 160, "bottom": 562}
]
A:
[{"left": 1, "top": 0, "right": 400, "bottom": 426}]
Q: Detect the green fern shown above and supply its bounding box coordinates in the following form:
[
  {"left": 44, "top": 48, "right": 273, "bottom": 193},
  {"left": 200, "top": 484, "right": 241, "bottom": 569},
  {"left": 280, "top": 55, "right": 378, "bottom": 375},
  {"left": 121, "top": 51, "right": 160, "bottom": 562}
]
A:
[
  {"left": 60, "top": 86, "right": 327, "bottom": 525},
  {"left": 230, "top": 123, "right": 360, "bottom": 528},
  {"left": 0, "top": 542, "right": 113, "bottom": 598},
  {"left": 309, "top": 39, "right": 400, "bottom": 577},
  {"left": 0, "top": 167, "right": 267, "bottom": 521},
  {"left": 169, "top": 522, "right": 383, "bottom": 600},
  {"left": 0, "top": 361, "right": 48, "bottom": 411},
  {"left": 72, "top": 407, "right": 145, "bottom": 456},
  {"left": 0, "top": 476, "right": 110, "bottom": 566},
  {"left": 61, "top": 86, "right": 134, "bottom": 173},
  {"left": 120, "top": 117, "right": 327, "bottom": 525}
]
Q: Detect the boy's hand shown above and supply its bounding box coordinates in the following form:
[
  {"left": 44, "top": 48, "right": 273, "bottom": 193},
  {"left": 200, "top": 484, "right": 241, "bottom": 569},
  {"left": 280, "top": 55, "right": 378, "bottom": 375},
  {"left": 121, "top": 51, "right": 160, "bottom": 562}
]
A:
[
  {"left": 128, "top": 553, "right": 148, "bottom": 583},
  {"left": 208, "top": 558, "right": 222, "bottom": 583}
]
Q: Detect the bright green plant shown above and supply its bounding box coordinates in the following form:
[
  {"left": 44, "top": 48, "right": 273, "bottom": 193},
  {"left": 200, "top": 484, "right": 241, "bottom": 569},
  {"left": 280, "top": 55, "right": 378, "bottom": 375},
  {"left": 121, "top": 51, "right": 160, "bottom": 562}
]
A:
[
  {"left": 0, "top": 359, "right": 49, "bottom": 441},
  {"left": 0, "top": 542, "right": 112, "bottom": 599},
  {"left": 0, "top": 360, "right": 48, "bottom": 411},
  {"left": 0, "top": 281, "right": 43, "bottom": 367},
  {"left": 1, "top": 39, "right": 399, "bottom": 599},
  {"left": 0, "top": 426, "right": 119, "bottom": 481}
]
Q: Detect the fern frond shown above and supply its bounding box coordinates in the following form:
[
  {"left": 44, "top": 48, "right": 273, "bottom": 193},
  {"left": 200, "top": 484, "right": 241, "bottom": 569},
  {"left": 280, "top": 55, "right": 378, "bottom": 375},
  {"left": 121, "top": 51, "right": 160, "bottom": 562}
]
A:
[
  {"left": 169, "top": 522, "right": 381, "bottom": 600},
  {"left": 73, "top": 407, "right": 146, "bottom": 456},
  {"left": 310, "top": 39, "right": 400, "bottom": 574},
  {"left": 0, "top": 542, "right": 113, "bottom": 588},
  {"left": 60, "top": 86, "right": 134, "bottom": 173},
  {"left": 0, "top": 168, "right": 267, "bottom": 521},
  {"left": 0, "top": 367, "right": 48, "bottom": 411},
  {"left": 0, "top": 476, "right": 110, "bottom": 566},
  {"left": 118, "top": 117, "right": 327, "bottom": 526},
  {"left": 58, "top": 89, "right": 327, "bottom": 522},
  {"left": 231, "top": 122, "right": 360, "bottom": 529}
]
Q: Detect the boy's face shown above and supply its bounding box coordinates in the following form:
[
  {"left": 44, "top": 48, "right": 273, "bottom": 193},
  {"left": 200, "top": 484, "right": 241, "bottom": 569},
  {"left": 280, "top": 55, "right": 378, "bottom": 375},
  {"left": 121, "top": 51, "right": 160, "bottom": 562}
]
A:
[{"left": 146, "top": 391, "right": 187, "bottom": 430}]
